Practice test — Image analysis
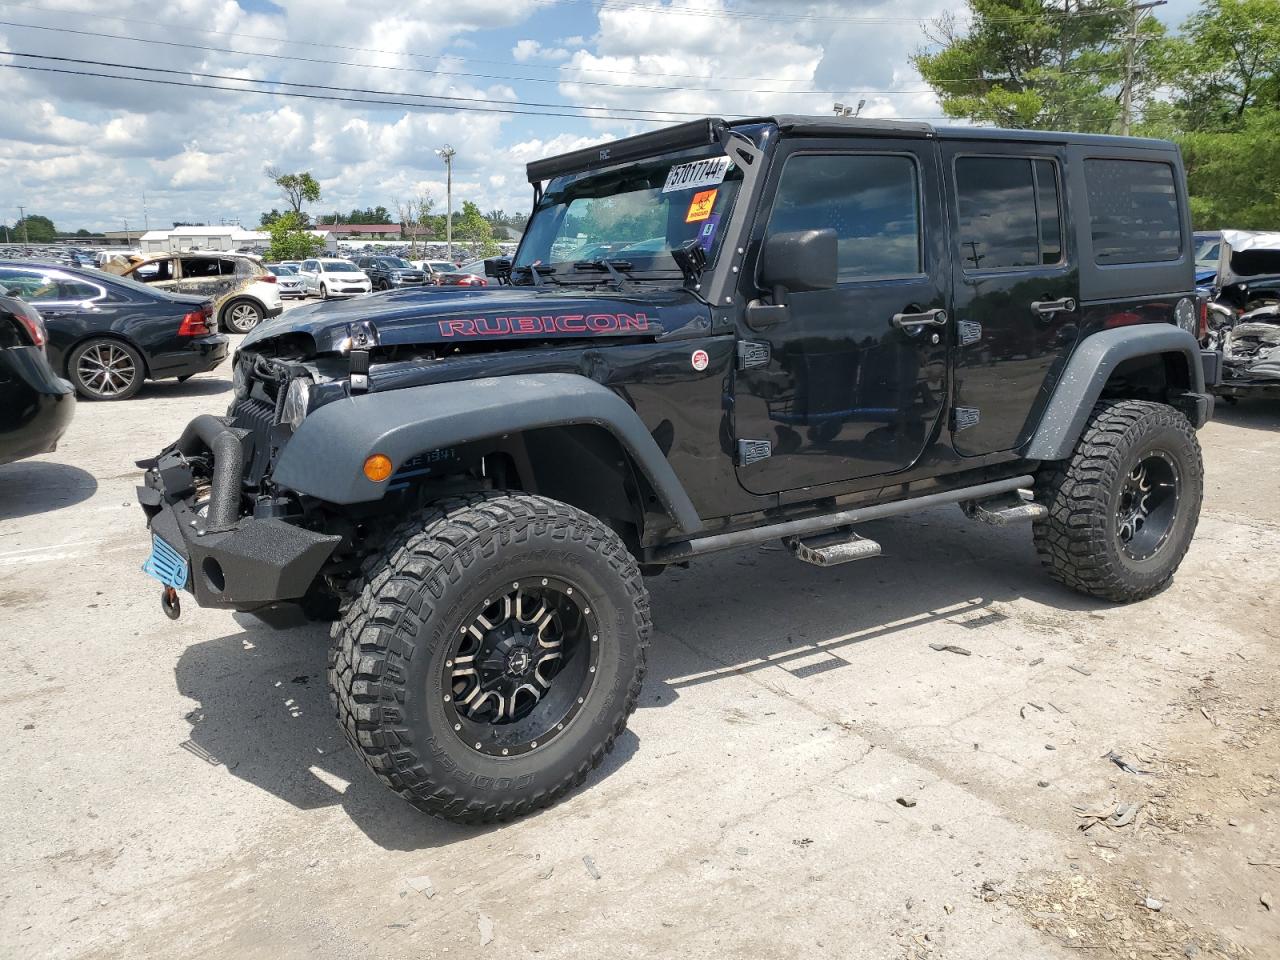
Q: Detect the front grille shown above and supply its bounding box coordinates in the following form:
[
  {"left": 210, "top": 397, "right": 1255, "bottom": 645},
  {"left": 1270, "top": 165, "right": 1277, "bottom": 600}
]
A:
[{"left": 229, "top": 396, "right": 277, "bottom": 485}]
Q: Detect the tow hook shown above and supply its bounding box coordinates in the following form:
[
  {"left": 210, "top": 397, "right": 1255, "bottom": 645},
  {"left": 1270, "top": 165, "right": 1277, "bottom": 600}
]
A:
[{"left": 161, "top": 586, "right": 181, "bottom": 620}]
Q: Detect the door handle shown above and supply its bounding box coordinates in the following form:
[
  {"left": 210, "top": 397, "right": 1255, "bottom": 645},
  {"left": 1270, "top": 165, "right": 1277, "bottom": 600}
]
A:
[
  {"left": 1031, "top": 297, "right": 1076, "bottom": 316},
  {"left": 891, "top": 308, "right": 948, "bottom": 329}
]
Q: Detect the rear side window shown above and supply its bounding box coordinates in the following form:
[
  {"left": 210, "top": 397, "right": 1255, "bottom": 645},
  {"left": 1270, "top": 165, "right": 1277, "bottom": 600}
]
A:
[
  {"left": 1085, "top": 159, "right": 1182, "bottom": 265},
  {"left": 954, "top": 157, "right": 1064, "bottom": 271},
  {"left": 766, "top": 153, "right": 922, "bottom": 282}
]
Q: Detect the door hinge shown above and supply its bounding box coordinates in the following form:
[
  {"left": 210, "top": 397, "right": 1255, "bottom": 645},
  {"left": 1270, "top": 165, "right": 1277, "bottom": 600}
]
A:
[
  {"left": 737, "top": 439, "right": 772, "bottom": 466},
  {"left": 737, "top": 340, "right": 772, "bottom": 369},
  {"left": 958, "top": 320, "right": 982, "bottom": 347},
  {"left": 952, "top": 407, "right": 981, "bottom": 432}
]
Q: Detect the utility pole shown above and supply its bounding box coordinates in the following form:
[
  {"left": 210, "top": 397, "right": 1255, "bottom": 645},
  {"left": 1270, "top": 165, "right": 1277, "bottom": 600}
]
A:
[
  {"left": 1120, "top": 0, "right": 1166, "bottom": 136},
  {"left": 18, "top": 205, "right": 29, "bottom": 244},
  {"left": 437, "top": 144, "right": 456, "bottom": 261},
  {"left": 142, "top": 191, "right": 150, "bottom": 231}
]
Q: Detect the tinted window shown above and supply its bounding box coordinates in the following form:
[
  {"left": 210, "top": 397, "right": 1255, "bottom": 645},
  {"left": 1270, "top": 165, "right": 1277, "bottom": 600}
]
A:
[
  {"left": 955, "top": 157, "right": 1063, "bottom": 270},
  {"left": 1086, "top": 159, "right": 1181, "bottom": 265},
  {"left": 766, "top": 154, "right": 921, "bottom": 282}
]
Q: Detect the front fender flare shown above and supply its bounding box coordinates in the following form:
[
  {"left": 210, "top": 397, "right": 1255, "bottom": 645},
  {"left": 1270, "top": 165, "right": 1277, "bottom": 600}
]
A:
[
  {"left": 1025, "top": 325, "right": 1207, "bottom": 461},
  {"left": 272, "top": 373, "right": 703, "bottom": 533}
]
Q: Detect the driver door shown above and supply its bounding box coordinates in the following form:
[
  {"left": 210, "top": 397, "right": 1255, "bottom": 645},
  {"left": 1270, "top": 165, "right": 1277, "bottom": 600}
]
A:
[{"left": 733, "top": 139, "right": 951, "bottom": 495}]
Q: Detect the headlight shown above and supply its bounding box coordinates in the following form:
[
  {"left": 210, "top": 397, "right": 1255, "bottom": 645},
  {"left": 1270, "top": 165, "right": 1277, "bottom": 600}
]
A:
[
  {"left": 232, "top": 358, "right": 250, "bottom": 399},
  {"left": 280, "top": 377, "right": 312, "bottom": 430}
]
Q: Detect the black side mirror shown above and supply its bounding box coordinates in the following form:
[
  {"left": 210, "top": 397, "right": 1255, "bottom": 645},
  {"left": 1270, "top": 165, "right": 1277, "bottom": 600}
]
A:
[{"left": 759, "top": 229, "right": 838, "bottom": 297}]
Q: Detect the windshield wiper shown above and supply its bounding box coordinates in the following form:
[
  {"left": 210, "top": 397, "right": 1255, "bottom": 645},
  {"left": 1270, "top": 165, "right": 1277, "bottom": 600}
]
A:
[
  {"left": 572, "top": 258, "right": 634, "bottom": 288},
  {"left": 511, "top": 264, "right": 558, "bottom": 287}
]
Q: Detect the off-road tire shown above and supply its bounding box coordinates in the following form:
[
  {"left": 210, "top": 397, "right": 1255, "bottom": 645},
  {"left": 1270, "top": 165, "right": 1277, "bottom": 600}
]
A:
[
  {"left": 1033, "top": 400, "right": 1203, "bottom": 602},
  {"left": 328, "top": 492, "right": 651, "bottom": 823}
]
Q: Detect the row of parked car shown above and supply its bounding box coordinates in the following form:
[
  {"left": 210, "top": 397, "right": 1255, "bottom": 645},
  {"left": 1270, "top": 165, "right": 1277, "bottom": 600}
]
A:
[{"left": 266, "top": 255, "right": 489, "bottom": 300}]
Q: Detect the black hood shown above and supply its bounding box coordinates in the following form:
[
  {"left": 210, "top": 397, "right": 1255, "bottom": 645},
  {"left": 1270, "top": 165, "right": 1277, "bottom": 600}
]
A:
[{"left": 240, "top": 284, "right": 711, "bottom": 355}]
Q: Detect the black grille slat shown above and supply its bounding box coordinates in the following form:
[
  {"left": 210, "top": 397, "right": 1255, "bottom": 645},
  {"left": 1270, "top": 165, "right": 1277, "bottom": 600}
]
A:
[{"left": 230, "top": 397, "right": 277, "bottom": 484}]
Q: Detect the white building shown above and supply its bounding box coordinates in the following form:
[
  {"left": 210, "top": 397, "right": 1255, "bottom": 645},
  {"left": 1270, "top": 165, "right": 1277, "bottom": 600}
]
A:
[{"left": 138, "top": 225, "right": 336, "bottom": 254}]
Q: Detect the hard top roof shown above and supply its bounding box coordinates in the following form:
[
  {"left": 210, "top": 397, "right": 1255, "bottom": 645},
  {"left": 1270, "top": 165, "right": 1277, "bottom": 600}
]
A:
[{"left": 525, "top": 115, "right": 1177, "bottom": 182}]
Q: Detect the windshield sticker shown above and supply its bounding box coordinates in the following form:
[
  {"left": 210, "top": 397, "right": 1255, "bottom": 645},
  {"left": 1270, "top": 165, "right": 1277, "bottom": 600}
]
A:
[
  {"left": 662, "top": 156, "right": 731, "bottom": 193},
  {"left": 695, "top": 213, "right": 721, "bottom": 252},
  {"left": 685, "top": 189, "right": 718, "bottom": 223}
]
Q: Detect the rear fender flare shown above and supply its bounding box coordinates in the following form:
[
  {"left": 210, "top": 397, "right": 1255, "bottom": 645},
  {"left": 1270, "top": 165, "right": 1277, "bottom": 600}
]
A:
[
  {"left": 1025, "top": 325, "right": 1206, "bottom": 461},
  {"left": 272, "top": 372, "right": 703, "bottom": 533}
]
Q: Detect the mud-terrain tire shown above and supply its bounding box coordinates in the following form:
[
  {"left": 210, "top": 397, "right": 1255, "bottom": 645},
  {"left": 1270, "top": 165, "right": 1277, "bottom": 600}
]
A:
[
  {"left": 1033, "top": 400, "right": 1203, "bottom": 602},
  {"left": 328, "top": 492, "right": 650, "bottom": 823}
]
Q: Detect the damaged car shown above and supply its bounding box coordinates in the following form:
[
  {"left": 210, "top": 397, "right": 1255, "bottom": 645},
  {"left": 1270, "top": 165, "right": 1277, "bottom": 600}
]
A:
[
  {"left": 1203, "top": 230, "right": 1280, "bottom": 400},
  {"left": 104, "top": 252, "right": 283, "bottom": 334}
]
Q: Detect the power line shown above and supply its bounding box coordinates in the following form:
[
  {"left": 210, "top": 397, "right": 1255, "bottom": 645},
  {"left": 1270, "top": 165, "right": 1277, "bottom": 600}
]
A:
[
  {"left": 0, "top": 18, "right": 1102, "bottom": 96},
  {"left": 0, "top": 60, "right": 960, "bottom": 122},
  {"left": 1, "top": 51, "right": 736, "bottom": 118}
]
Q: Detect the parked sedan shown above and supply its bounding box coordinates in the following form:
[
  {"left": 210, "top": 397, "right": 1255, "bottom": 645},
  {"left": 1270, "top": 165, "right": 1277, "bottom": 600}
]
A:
[
  {"left": 265, "top": 263, "right": 307, "bottom": 299},
  {"left": 296, "top": 258, "right": 372, "bottom": 299},
  {"left": 0, "top": 290, "right": 75, "bottom": 465},
  {"left": 0, "top": 262, "right": 228, "bottom": 401},
  {"left": 411, "top": 259, "right": 461, "bottom": 284}
]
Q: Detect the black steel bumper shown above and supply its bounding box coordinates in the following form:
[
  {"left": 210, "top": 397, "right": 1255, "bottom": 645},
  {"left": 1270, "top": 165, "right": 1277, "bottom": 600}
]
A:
[{"left": 136, "top": 415, "right": 341, "bottom": 611}]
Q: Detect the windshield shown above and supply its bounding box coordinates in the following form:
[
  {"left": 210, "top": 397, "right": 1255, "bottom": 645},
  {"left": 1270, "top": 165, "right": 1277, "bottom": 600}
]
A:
[
  {"left": 515, "top": 149, "right": 743, "bottom": 279},
  {"left": 379, "top": 257, "right": 411, "bottom": 268},
  {"left": 1194, "top": 239, "right": 1220, "bottom": 265},
  {"left": 271, "top": 264, "right": 297, "bottom": 275},
  {"left": 321, "top": 260, "right": 359, "bottom": 273}
]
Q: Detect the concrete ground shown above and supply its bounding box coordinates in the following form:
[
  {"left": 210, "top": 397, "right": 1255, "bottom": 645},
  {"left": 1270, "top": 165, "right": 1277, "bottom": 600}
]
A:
[{"left": 1, "top": 305, "right": 1277, "bottom": 959}]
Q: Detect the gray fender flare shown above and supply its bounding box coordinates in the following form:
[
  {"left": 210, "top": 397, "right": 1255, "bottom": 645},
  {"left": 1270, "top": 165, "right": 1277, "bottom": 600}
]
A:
[
  {"left": 1025, "top": 324, "right": 1206, "bottom": 461},
  {"left": 272, "top": 372, "right": 703, "bottom": 533}
]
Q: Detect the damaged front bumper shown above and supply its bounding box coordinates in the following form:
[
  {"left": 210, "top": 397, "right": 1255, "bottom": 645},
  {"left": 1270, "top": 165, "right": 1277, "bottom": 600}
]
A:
[
  {"left": 1214, "top": 307, "right": 1280, "bottom": 399},
  {"left": 136, "top": 415, "right": 341, "bottom": 612}
]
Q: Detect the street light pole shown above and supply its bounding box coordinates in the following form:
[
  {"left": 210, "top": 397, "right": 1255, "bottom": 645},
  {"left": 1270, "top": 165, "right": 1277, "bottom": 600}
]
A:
[
  {"left": 18, "top": 205, "right": 29, "bottom": 244},
  {"left": 437, "top": 144, "right": 456, "bottom": 261}
]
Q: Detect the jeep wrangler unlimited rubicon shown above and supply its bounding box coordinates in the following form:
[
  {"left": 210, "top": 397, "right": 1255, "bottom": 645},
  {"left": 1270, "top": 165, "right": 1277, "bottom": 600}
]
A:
[{"left": 137, "top": 116, "right": 1219, "bottom": 823}]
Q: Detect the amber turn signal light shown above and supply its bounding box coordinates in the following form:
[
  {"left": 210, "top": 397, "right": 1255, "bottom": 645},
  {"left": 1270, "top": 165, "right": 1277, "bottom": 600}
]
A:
[{"left": 363, "top": 454, "right": 393, "bottom": 482}]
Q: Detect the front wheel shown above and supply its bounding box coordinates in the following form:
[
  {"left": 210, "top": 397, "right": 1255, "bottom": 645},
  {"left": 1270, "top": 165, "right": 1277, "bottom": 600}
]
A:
[
  {"left": 328, "top": 493, "right": 650, "bottom": 823},
  {"left": 320, "top": 283, "right": 329, "bottom": 300},
  {"left": 1033, "top": 399, "right": 1204, "bottom": 602}
]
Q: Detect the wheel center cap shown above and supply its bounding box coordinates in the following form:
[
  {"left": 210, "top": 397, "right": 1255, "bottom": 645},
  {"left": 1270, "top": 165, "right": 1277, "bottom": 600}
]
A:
[{"left": 506, "top": 646, "right": 532, "bottom": 676}]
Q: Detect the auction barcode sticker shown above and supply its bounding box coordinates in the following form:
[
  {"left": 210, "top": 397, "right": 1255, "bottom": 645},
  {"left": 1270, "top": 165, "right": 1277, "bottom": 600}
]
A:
[{"left": 662, "top": 156, "right": 731, "bottom": 193}]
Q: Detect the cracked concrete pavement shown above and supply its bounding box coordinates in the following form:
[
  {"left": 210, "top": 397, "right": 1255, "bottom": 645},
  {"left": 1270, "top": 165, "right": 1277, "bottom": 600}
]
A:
[{"left": 1, "top": 319, "right": 1277, "bottom": 959}]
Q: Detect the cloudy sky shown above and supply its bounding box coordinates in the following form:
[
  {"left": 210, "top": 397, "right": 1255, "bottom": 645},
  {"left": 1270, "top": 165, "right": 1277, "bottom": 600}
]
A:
[{"left": 0, "top": 0, "right": 1199, "bottom": 233}]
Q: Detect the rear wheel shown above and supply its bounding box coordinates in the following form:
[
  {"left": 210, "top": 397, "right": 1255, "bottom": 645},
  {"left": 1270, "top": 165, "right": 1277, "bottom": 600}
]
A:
[
  {"left": 1033, "top": 400, "right": 1203, "bottom": 602},
  {"left": 221, "top": 298, "right": 263, "bottom": 334},
  {"left": 68, "top": 337, "right": 144, "bottom": 400},
  {"left": 328, "top": 493, "right": 650, "bottom": 823}
]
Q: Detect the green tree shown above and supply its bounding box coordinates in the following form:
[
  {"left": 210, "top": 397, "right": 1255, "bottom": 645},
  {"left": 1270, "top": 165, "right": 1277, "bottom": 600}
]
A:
[
  {"left": 913, "top": 0, "right": 1159, "bottom": 132},
  {"left": 264, "top": 212, "right": 325, "bottom": 261},
  {"left": 1156, "top": 0, "right": 1280, "bottom": 131},
  {"left": 1148, "top": 0, "right": 1280, "bottom": 227},
  {"left": 267, "top": 168, "right": 321, "bottom": 216},
  {"left": 10, "top": 214, "right": 56, "bottom": 243},
  {"left": 453, "top": 200, "right": 499, "bottom": 256}
]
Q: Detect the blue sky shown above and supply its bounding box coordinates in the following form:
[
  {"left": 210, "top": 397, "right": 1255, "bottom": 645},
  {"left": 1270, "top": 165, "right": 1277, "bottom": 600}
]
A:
[{"left": 0, "top": 0, "right": 1201, "bottom": 233}]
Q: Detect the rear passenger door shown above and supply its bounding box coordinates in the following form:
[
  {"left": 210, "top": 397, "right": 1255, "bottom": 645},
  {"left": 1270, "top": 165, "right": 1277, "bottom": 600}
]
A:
[{"left": 942, "top": 145, "right": 1079, "bottom": 456}]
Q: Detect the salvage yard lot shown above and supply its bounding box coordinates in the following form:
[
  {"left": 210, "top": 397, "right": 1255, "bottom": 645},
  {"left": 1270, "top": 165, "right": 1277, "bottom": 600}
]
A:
[{"left": 1, "top": 318, "right": 1277, "bottom": 959}]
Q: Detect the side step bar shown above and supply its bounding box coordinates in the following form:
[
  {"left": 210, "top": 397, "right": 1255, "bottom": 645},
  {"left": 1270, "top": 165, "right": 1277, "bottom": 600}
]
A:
[
  {"left": 650, "top": 475, "right": 1035, "bottom": 563},
  {"left": 962, "top": 492, "right": 1049, "bottom": 525},
  {"left": 785, "top": 530, "right": 881, "bottom": 567}
]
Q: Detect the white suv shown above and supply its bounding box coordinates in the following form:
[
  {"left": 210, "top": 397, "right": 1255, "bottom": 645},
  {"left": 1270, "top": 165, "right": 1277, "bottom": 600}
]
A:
[{"left": 297, "top": 258, "right": 372, "bottom": 299}]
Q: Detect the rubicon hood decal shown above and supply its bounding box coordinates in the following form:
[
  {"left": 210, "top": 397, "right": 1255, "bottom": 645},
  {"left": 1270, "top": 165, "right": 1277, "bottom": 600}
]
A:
[
  {"left": 241, "top": 285, "right": 708, "bottom": 354},
  {"left": 437, "top": 313, "right": 652, "bottom": 337}
]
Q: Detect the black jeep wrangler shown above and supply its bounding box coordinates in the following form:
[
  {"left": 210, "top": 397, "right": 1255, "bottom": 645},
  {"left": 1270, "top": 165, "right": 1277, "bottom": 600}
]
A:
[{"left": 138, "top": 116, "right": 1217, "bottom": 823}]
